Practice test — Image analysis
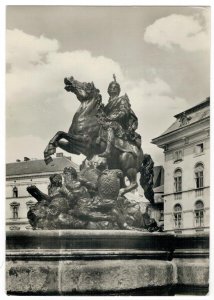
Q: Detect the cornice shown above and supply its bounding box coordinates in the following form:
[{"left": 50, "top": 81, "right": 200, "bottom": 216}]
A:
[
  {"left": 6, "top": 171, "right": 64, "bottom": 181},
  {"left": 152, "top": 118, "right": 209, "bottom": 148}
]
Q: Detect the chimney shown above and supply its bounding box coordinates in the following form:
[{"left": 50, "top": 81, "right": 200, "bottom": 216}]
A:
[
  {"left": 56, "top": 153, "right": 63, "bottom": 158},
  {"left": 24, "top": 157, "right": 30, "bottom": 161}
]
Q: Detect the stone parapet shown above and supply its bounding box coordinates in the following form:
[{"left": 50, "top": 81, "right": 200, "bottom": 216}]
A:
[{"left": 6, "top": 230, "right": 209, "bottom": 295}]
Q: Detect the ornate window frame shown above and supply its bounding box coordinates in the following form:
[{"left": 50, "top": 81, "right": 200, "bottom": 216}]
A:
[
  {"left": 26, "top": 200, "right": 36, "bottom": 210},
  {"left": 174, "top": 149, "right": 183, "bottom": 163},
  {"left": 10, "top": 201, "right": 20, "bottom": 219},
  {"left": 194, "top": 162, "right": 204, "bottom": 189},
  {"left": 194, "top": 200, "right": 204, "bottom": 228},
  {"left": 173, "top": 203, "right": 183, "bottom": 229},
  {"left": 174, "top": 168, "right": 182, "bottom": 193}
]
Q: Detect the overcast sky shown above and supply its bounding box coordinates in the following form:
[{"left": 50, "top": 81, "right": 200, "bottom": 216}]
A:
[{"left": 6, "top": 6, "right": 210, "bottom": 165}]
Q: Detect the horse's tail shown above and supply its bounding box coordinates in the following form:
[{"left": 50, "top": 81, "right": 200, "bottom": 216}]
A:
[{"left": 139, "top": 154, "right": 154, "bottom": 204}]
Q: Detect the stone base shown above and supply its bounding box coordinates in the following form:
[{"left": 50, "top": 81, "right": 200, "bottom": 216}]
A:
[
  {"left": 6, "top": 230, "right": 209, "bottom": 295},
  {"left": 7, "top": 259, "right": 174, "bottom": 295}
]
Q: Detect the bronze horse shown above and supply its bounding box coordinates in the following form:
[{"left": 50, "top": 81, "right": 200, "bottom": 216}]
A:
[{"left": 44, "top": 76, "right": 153, "bottom": 199}]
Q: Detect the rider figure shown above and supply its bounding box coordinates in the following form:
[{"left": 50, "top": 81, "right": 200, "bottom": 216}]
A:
[{"left": 99, "top": 75, "right": 141, "bottom": 158}]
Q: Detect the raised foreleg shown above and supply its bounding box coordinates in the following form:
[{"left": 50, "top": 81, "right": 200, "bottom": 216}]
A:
[{"left": 44, "top": 131, "right": 73, "bottom": 164}]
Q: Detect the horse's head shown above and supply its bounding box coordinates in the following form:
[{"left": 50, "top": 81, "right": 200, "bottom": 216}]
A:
[{"left": 64, "top": 76, "right": 100, "bottom": 102}]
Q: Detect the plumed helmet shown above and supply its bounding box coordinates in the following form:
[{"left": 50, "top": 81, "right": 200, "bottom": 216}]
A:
[{"left": 107, "top": 74, "right": 121, "bottom": 95}]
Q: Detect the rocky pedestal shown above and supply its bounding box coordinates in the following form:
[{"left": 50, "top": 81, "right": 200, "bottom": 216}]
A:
[{"left": 6, "top": 230, "right": 209, "bottom": 295}]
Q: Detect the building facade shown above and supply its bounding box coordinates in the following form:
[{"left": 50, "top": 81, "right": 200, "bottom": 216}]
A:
[
  {"left": 6, "top": 154, "right": 78, "bottom": 231},
  {"left": 152, "top": 98, "right": 210, "bottom": 234}
]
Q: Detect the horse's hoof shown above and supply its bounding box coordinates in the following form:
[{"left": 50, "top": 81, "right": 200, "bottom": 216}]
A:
[
  {"left": 44, "top": 144, "right": 56, "bottom": 157},
  {"left": 44, "top": 156, "right": 53, "bottom": 165},
  {"left": 46, "top": 146, "right": 56, "bottom": 156}
]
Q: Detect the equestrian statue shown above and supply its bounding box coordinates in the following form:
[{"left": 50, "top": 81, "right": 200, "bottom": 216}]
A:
[
  {"left": 27, "top": 75, "right": 159, "bottom": 230},
  {"left": 44, "top": 75, "right": 154, "bottom": 199}
]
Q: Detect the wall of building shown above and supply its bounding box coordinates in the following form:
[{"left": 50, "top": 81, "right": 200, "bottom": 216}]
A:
[
  {"left": 6, "top": 174, "right": 53, "bottom": 230},
  {"left": 163, "top": 124, "right": 210, "bottom": 234}
]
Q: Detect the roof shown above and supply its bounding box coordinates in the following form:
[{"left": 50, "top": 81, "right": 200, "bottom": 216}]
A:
[
  {"left": 6, "top": 157, "right": 78, "bottom": 177},
  {"left": 174, "top": 97, "right": 210, "bottom": 118},
  {"left": 153, "top": 97, "right": 210, "bottom": 140}
]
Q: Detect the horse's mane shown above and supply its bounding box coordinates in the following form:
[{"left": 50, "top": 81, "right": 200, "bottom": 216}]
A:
[{"left": 93, "top": 86, "right": 104, "bottom": 111}]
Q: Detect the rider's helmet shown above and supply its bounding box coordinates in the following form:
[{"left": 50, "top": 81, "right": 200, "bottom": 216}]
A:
[{"left": 107, "top": 74, "right": 121, "bottom": 96}]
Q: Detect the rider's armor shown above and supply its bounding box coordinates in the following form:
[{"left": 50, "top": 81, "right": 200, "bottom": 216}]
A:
[{"left": 98, "top": 75, "right": 141, "bottom": 157}]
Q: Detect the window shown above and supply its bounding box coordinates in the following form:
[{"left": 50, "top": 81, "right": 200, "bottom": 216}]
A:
[
  {"left": 195, "top": 143, "right": 204, "bottom": 155},
  {"left": 159, "top": 210, "right": 164, "bottom": 222},
  {"left": 194, "top": 200, "right": 204, "bottom": 228},
  {"left": 184, "top": 137, "right": 189, "bottom": 145},
  {"left": 10, "top": 201, "right": 20, "bottom": 219},
  {"left": 13, "top": 186, "right": 18, "bottom": 198},
  {"left": 195, "top": 163, "right": 204, "bottom": 188},
  {"left": 173, "top": 204, "right": 182, "bottom": 229},
  {"left": 174, "top": 169, "right": 182, "bottom": 192},
  {"left": 26, "top": 200, "right": 36, "bottom": 210},
  {"left": 174, "top": 150, "right": 183, "bottom": 162}
]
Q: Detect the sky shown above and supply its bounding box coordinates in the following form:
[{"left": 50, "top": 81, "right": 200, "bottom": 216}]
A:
[{"left": 6, "top": 5, "right": 210, "bottom": 165}]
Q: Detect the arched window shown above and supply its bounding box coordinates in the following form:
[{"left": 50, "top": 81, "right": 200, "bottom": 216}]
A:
[
  {"left": 10, "top": 201, "right": 20, "bottom": 219},
  {"left": 194, "top": 200, "right": 204, "bottom": 227},
  {"left": 195, "top": 163, "right": 204, "bottom": 188},
  {"left": 174, "top": 169, "right": 182, "bottom": 192},
  {"left": 13, "top": 186, "right": 18, "bottom": 198},
  {"left": 173, "top": 204, "right": 182, "bottom": 229}
]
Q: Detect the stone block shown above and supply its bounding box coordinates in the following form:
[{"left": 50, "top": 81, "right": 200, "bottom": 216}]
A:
[
  {"left": 174, "top": 258, "right": 209, "bottom": 286},
  {"left": 6, "top": 260, "right": 59, "bottom": 294},
  {"left": 60, "top": 259, "right": 175, "bottom": 293}
]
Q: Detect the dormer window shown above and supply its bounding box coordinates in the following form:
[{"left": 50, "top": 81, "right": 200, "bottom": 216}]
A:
[{"left": 178, "top": 112, "right": 192, "bottom": 127}]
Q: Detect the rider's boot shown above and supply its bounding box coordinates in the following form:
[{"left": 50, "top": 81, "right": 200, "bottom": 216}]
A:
[{"left": 99, "top": 127, "right": 114, "bottom": 158}]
